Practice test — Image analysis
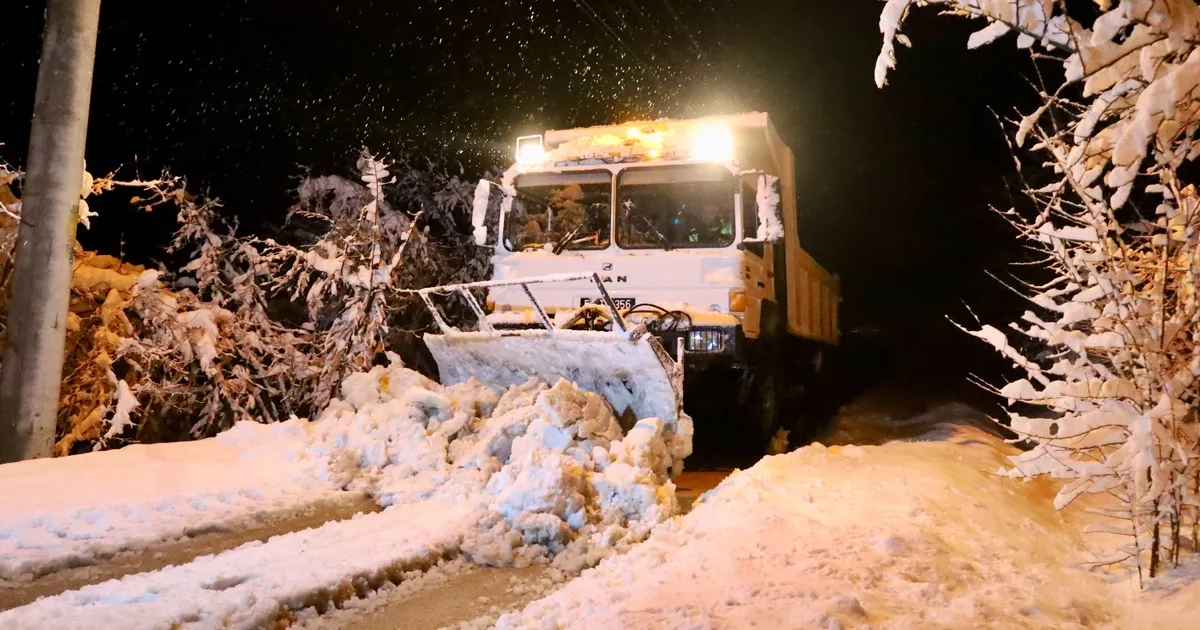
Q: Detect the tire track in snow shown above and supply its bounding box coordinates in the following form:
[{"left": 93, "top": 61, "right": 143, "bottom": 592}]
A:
[
  {"left": 294, "top": 471, "right": 728, "bottom": 630},
  {"left": 0, "top": 502, "right": 473, "bottom": 629},
  {"left": 0, "top": 493, "right": 380, "bottom": 612}
]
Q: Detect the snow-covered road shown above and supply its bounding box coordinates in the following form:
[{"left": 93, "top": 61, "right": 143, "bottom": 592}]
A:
[
  {"left": 3, "top": 362, "right": 1198, "bottom": 629},
  {"left": 1, "top": 501, "right": 470, "bottom": 629},
  {"left": 0, "top": 468, "right": 728, "bottom": 629},
  {"left": 0, "top": 493, "right": 378, "bottom": 612},
  {"left": 498, "top": 428, "right": 1101, "bottom": 629},
  {"left": 0, "top": 436, "right": 354, "bottom": 583}
]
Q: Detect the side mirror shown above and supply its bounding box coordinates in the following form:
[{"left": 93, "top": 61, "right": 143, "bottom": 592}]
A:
[
  {"left": 472, "top": 179, "right": 492, "bottom": 246},
  {"left": 754, "top": 174, "right": 784, "bottom": 243},
  {"left": 473, "top": 179, "right": 511, "bottom": 248}
]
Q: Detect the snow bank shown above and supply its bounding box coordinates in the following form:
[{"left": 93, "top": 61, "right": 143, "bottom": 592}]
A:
[
  {"left": 0, "top": 436, "right": 346, "bottom": 583},
  {"left": 498, "top": 428, "right": 1141, "bottom": 629},
  {"left": 0, "top": 501, "right": 470, "bottom": 629}
]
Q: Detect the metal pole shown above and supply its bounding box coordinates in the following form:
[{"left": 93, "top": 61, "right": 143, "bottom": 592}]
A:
[
  {"left": 0, "top": 0, "right": 102, "bottom": 463},
  {"left": 520, "top": 283, "right": 555, "bottom": 332},
  {"left": 590, "top": 273, "right": 627, "bottom": 332},
  {"left": 458, "top": 288, "right": 495, "bottom": 333}
]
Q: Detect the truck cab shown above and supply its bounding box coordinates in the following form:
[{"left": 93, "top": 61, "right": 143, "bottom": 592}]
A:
[{"left": 472, "top": 113, "right": 840, "bottom": 451}]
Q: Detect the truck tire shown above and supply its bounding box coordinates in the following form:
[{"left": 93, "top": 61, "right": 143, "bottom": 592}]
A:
[
  {"left": 747, "top": 300, "right": 784, "bottom": 455},
  {"left": 748, "top": 361, "right": 780, "bottom": 454},
  {"left": 688, "top": 360, "right": 779, "bottom": 464}
]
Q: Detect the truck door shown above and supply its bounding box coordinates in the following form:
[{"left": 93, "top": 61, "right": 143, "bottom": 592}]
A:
[{"left": 740, "top": 176, "right": 773, "bottom": 339}]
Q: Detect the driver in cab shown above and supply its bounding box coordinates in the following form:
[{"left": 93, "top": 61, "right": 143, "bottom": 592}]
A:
[{"left": 687, "top": 202, "right": 732, "bottom": 245}]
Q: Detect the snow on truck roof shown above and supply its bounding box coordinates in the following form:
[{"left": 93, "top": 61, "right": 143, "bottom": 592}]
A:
[
  {"left": 541, "top": 111, "right": 772, "bottom": 145},
  {"left": 522, "top": 112, "right": 787, "bottom": 170}
]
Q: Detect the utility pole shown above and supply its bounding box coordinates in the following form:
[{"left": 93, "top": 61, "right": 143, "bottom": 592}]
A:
[{"left": 0, "top": 0, "right": 102, "bottom": 463}]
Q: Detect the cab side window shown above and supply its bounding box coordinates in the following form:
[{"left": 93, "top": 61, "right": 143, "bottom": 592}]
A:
[{"left": 741, "top": 177, "right": 759, "bottom": 240}]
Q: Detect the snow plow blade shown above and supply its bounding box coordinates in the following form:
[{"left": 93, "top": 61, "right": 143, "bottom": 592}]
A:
[
  {"left": 425, "top": 329, "right": 681, "bottom": 425},
  {"left": 405, "top": 273, "right": 684, "bottom": 427}
]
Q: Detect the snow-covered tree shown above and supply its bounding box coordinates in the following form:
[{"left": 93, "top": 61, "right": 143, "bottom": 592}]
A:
[
  {"left": 0, "top": 145, "right": 489, "bottom": 453},
  {"left": 174, "top": 150, "right": 490, "bottom": 413},
  {"left": 877, "top": 0, "right": 1200, "bottom": 579}
]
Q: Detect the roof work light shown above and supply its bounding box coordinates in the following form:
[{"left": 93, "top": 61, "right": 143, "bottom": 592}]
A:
[
  {"left": 690, "top": 125, "right": 734, "bottom": 163},
  {"left": 516, "top": 135, "right": 547, "bottom": 165}
]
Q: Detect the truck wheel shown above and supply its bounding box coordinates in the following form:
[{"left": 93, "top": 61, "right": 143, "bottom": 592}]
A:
[
  {"left": 747, "top": 301, "right": 783, "bottom": 456},
  {"left": 741, "top": 361, "right": 780, "bottom": 456}
]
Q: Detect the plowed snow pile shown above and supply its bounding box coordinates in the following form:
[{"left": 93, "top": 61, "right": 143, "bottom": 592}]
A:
[
  {"left": 497, "top": 422, "right": 1197, "bottom": 630},
  {"left": 220, "top": 359, "right": 691, "bottom": 571},
  {"left": 0, "top": 360, "right": 690, "bottom": 628}
]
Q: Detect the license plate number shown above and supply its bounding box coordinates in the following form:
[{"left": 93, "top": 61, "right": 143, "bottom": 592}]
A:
[{"left": 580, "top": 297, "right": 635, "bottom": 311}]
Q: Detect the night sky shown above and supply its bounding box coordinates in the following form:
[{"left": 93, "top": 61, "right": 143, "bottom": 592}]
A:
[{"left": 1, "top": 1, "right": 1042, "bottom": 401}]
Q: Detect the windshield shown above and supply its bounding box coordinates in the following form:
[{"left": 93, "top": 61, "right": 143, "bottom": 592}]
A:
[
  {"left": 505, "top": 171, "right": 612, "bottom": 252},
  {"left": 617, "top": 165, "right": 736, "bottom": 249}
]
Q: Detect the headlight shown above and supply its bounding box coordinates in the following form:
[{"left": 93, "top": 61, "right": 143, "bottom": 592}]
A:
[
  {"left": 690, "top": 125, "right": 734, "bottom": 162},
  {"left": 688, "top": 329, "right": 729, "bottom": 353}
]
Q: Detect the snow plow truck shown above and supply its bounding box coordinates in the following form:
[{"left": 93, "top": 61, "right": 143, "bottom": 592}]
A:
[{"left": 408, "top": 113, "right": 839, "bottom": 454}]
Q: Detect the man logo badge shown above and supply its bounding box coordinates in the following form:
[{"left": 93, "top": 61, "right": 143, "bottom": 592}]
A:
[{"left": 602, "top": 263, "right": 613, "bottom": 271}]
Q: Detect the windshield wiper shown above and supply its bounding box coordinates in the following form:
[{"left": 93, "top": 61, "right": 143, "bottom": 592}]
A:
[
  {"left": 552, "top": 224, "right": 585, "bottom": 255},
  {"left": 640, "top": 216, "right": 674, "bottom": 251}
]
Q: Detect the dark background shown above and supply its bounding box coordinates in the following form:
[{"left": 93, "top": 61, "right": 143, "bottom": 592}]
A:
[{"left": 0, "top": 1, "right": 1043, "bottom": 411}]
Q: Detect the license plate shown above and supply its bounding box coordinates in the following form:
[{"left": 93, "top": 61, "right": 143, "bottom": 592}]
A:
[{"left": 580, "top": 296, "right": 635, "bottom": 311}]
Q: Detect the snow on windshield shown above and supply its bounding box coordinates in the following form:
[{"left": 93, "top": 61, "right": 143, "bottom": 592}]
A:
[
  {"left": 505, "top": 171, "right": 611, "bottom": 252},
  {"left": 617, "top": 164, "right": 735, "bottom": 250}
]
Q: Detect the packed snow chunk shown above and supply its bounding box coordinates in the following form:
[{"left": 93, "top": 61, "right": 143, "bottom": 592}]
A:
[
  {"left": 445, "top": 378, "right": 503, "bottom": 419},
  {"left": 505, "top": 379, "right": 624, "bottom": 465},
  {"left": 340, "top": 362, "right": 441, "bottom": 410},
  {"left": 449, "top": 378, "right": 686, "bottom": 572},
  {"left": 453, "top": 402, "right": 542, "bottom": 473},
  {"left": 483, "top": 451, "right": 589, "bottom": 545},
  {"left": 608, "top": 417, "right": 671, "bottom": 478},
  {"left": 493, "top": 377, "right": 553, "bottom": 417},
  {"left": 536, "top": 379, "right": 624, "bottom": 447},
  {"left": 592, "top": 461, "right": 674, "bottom": 527}
]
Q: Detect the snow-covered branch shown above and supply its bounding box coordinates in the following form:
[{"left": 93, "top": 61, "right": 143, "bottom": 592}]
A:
[
  {"left": 879, "top": 0, "right": 1200, "bottom": 582},
  {"left": 0, "top": 144, "right": 490, "bottom": 454}
]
